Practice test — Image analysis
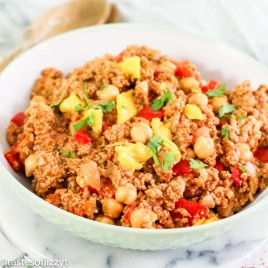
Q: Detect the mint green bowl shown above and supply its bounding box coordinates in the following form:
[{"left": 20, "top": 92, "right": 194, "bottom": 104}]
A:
[{"left": 1, "top": 24, "right": 268, "bottom": 250}]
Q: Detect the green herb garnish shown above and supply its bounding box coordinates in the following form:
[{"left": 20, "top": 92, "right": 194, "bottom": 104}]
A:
[
  {"left": 219, "top": 104, "right": 236, "bottom": 118},
  {"left": 162, "top": 151, "right": 176, "bottom": 170},
  {"left": 50, "top": 94, "right": 63, "bottom": 108},
  {"left": 73, "top": 117, "right": 88, "bottom": 131},
  {"left": 189, "top": 158, "right": 207, "bottom": 169},
  {"left": 147, "top": 136, "right": 163, "bottom": 153},
  {"left": 238, "top": 164, "right": 246, "bottom": 173},
  {"left": 205, "top": 84, "right": 225, "bottom": 97},
  {"left": 152, "top": 91, "right": 173, "bottom": 111},
  {"left": 83, "top": 82, "right": 89, "bottom": 93},
  {"left": 121, "top": 105, "right": 127, "bottom": 109},
  {"left": 192, "top": 89, "right": 200, "bottom": 94},
  {"left": 147, "top": 136, "right": 163, "bottom": 166},
  {"left": 92, "top": 101, "right": 116, "bottom": 113},
  {"left": 100, "top": 84, "right": 109, "bottom": 90},
  {"left": 87, "top": 112, "right": 95, "bottom": 127},
  {"left": 74, "top": 103, "right": 84, "bottom": 112},
  {"left": 221, "top": 126, "right": 230, "bottom": 140},
  {"left": 63, "top": 151, "right": 70, "bottom": 157},
  {"left": 63, "top": 151, "right": 76, "bottom": 159},
  {"left": 84, "top": 94, "right": 91, "bottom": 109}
]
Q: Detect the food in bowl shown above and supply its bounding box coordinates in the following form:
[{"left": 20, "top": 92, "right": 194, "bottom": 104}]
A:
[{"left": 4, "top": 45, "right": 268, "bottom": 229}]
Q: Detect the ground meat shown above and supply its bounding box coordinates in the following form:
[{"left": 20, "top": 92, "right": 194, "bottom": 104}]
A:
[{"left": 5, "top": 45, "right": 268, "bottom": 229}]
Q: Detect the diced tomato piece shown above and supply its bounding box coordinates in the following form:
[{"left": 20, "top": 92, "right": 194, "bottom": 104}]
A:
[
  {"left": 124, "top": 204, "right": 136, "bottom": 222},
  {"left": 11, "top": 112, "right": 25, "bottom": 127},
  {"left": 4, "top": 150, "right": 23, "bottom": 171},
  {"left": 102, "top": 122, "right": 111, "bottom": 133},
  {"left": 173, "top": 159, "right": 192, "bottom": 175},
  {"left": 137, "top": 105, "right": 165, "bottom": 121},
  {"left": 88, "top": 186, "right": 98, "bottom": 194},
  {"left": 171, "top": 199, "right": 208, "bottom": 226},
  {"left": 232, "top": 164, "right": 242, "bottom": 186},
  {"left": 74, "top": 130, "right": 93, "bottom": 145},
  {"left": 201, "top": 79, "right": 220, "bottom": 93},
  {"left": 215, "top": 160, "right": 225, "bottom": 172},
  {"left": 115, "top": 52, "right": 124, "bottom": 63},
  {"left": 254, "top": 147, "right": 268, "bottom": 163},
  {"left": 175, "top": 60, "right": 195, "bottom": 78}
]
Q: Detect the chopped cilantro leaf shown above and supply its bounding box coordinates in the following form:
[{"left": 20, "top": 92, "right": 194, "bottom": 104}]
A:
[
  {"left": 87, "top": 113, "right": 95, "bottom": 127},
  {"left": 162, "top": 151, "right": 175, "bottom": 170},
  {"left": 218, "top": 104, "right": 236, "bottom": 118},
  {"left": 205, "top": 84, "right": 225, "bottom": 97},
  {"left": 189, "top": 158, "right": 207, "bottom": 169},
  {"left": 74, "top": 103, "right": 84, "bottom": 112},
  {"left": 50, "top": 94, "right": 63, "bottom": 108},
  {"left": 84, "top": 94, "right": 91, "bottom": 109},
  {"left": 149, "top": 149, "right": 160, "bottom": 166},
  {"left": 83, "top": 82, "right": 88, "bottom": 93},
  {"left": 70, "top": 151, "right": 76, "bottom": 159},
  {"left": 152, "top": 91, "right": 173, "bottom": 111},
  {"left": 100, "top": 84, "right": 109, "bottom": 90},
  {"left": 92, "top": 101, "right": 115, "bottom": 113},
  {"left": 147, "top": 136, "right": 163, "bottom": 153},
  {"left": 221, "top": 126, "right": 230, "bottom": 140},
  {"left": 63, "top": 151, "right": 70, "bottom": 157},
  {"left": 73, "top": 117, "right": 88, "bottom": 131},
  {"left": 238, "top": 164, "right": 246, "bottom": 173}
]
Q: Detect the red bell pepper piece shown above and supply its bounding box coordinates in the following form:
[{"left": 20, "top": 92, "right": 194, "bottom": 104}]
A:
[
  {"left": 124, "top": 204, "right": 136, "bottom": 222},
  {"left": 232, "top": 164, "right": 242, "bottom": 186},
  {"left": 102, "top": 122, "right": 111, "bottom": 133},
  {"left": 201, "top": 80, "right": 220, "bottom": 93},
  {"left": 4, "top": 150, "right": 23, "bottom": 171},
  {"left": 173, "top": 159, "right": 192, "bottom": 175},
  {"left": 175, "top": 60, "right": 196, "bottom": 78},
  {"left": 254, "top": 147, "right": 268, "bottom": 163},
  {"left": 115, "top": 52, "right": 124, "bottom": 63},
  {"left": 171, "top": 199, "right": 208, "bottom": 226},
  {"left": 137, "top": 105, "right": 165, "bottom": 121},
  {"left": 74, "top": 130, "right": 93, "bottom": 145},
  {"left": 215, "top": 160, "right": 225, "bottom": 172},
  {"left": 11, "top": 112, "right": 25, "bottom": 127}
]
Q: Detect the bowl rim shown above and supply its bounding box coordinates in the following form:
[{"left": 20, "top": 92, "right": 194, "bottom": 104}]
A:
[{"left": 1, "top": 22, "right": 268, "bottom": 235}]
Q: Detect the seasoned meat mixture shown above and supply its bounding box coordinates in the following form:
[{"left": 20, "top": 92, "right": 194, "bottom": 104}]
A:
[{"left": 4, "top": 45, "right": 268, "bottom": 228}]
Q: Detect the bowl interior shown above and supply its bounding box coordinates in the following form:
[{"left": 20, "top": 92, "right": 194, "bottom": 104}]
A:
[{"left": 1, "top": 24, "right": 268, "bottom": 215}]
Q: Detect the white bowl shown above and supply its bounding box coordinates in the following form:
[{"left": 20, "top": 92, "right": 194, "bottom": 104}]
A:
[{"left": 1, "top": 24, "right": 268, "bottom": 250}]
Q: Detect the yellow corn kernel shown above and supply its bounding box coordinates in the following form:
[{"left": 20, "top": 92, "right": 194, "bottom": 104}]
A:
[
  {"left": 117, "top": 56, "right": 141, "bottom": 79},
  {"left": 183, "top": 104, "right": 205, "bottom": 120},
  {"left": 83, "top": 108, "right": 103, "bottom": 135},
  {"left": 59, "top": 93, "right": 83, "bottom": 114},
  {"left": 151, "top": 118, "right": 172, "bottom": 140},
  {"left": 116, "top": 90, "right": 138, "bottom": 124}
]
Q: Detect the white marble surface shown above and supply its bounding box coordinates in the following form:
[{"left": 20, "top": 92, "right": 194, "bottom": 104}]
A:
[{"left": 1, "top": 0, "right": 268, "bottom": 267}]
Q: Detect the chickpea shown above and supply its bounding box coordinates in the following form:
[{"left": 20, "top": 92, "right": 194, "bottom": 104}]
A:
[
  {"left": 101, "top": 198, "right": 124, "bottom": 218},
  {"left": 25, "top": 154, "right": 38, "bottom": 177},
  {"left": 96, "top": 215, "right": 115, "bottom": 225},
  {"left": 237, "top": 143, "right": 253, "bottom": 161},
  {"left": 186, "top": 148, "right": 195, "bottom": 159},
  {"left": 210, "top": 95, "right": 229, "bottom": 113},
  {"left": 194, "top": 136, "right": 215, "bottom": 159},
  {"left": 130, "top": 208, "right": 157, "bottom": 228},
  {"left": 188, "top": 93, "right": 208, "bottom": 108},
  {"left": 195, "top": 126, "right": 210, "bottom": 138},
  {"left": 135, "top": 81, "right": 149, "bottom": 95},
  {"left": 180, "top": 77, "right": 199, "bottom": 93},
  {"left": 130, "top": 122, "right": 153, "bottom": 144},
  {"left": 96, "top": 85, "right": 119, "bottom": 101},
  {"left": 115, "top": 183, "right": 137, "bottom": 205}
]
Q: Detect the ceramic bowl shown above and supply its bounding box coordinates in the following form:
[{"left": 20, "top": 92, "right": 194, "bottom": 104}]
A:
[{"left": 1, "top": 24, "right": 268, "bottom": 250}]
